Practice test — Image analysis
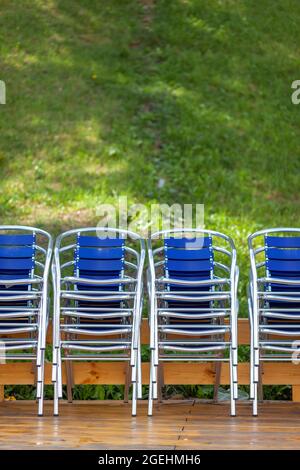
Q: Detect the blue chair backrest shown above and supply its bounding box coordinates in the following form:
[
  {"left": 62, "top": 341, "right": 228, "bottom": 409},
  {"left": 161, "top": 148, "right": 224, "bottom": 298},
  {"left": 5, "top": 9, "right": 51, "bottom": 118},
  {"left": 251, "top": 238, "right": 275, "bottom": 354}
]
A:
[
  {"left": 74, "top": 235, "right": 126, "bottom": 304},
  {"left": 265, "top": 236, "right": 300, "bottom": 279},
  {"left": 265, "top": 236, "right": 300, "bottom": 308},
  {"left": 0, "top": 234, "right": 35, "bottom": 281},
  {"left": 164, "top": 237, "right": 213, "bottom": 282}
]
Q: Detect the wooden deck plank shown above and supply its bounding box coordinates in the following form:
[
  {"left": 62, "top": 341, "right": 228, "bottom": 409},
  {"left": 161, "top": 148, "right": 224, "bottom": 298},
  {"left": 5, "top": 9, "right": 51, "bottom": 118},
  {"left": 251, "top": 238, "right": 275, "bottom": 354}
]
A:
[{"left": 0, "top": 401, "right": 300, "bottom": 450}]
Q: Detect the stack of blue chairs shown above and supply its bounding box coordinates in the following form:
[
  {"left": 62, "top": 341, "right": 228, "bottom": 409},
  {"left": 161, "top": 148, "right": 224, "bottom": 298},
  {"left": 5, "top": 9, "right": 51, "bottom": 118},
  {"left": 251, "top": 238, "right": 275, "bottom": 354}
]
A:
[
  {"left": 0, "top": 226, "right": 52, "bottom": 415},
  {"left": 147, "top": 229, "right": 239, "bottom": 416},
  {"left": 249, "top": 228, "right": 300, "bottom": 415},
  {"left": 52, "top": 228, "right": 145, "bottom": 416}
]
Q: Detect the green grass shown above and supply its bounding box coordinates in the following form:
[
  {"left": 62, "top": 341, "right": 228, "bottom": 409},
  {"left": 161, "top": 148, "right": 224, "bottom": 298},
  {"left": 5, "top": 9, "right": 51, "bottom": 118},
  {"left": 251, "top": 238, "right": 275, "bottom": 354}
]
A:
[{"left": 1, "top": 0, "right": 300, "bottom": 400}]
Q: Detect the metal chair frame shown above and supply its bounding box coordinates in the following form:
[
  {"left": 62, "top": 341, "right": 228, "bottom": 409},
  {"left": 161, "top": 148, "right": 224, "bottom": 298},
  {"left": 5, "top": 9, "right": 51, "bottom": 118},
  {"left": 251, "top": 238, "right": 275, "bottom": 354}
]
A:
[
  {"left": 147, "top": 228, "right": 239, "bottom": 416},
  {"left": 248, "top": 228, "right": 300, "bottom": 415},
  {"left": 0, "top": 225, "right": 52, "bottom": 415},
  {"left": 52, "top": 227, "right": 145, "bottom": 416}
]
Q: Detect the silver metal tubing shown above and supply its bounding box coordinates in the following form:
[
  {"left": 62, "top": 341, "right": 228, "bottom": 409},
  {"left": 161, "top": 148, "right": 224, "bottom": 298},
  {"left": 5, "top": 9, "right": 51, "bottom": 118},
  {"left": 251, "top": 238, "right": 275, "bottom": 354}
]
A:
[
  {"left": 0, "top": 311, "right": 38, "bottom": 318},
  {"left": 160, "top": 354, "right": 228, "bottom": 360},
  {"left": 0, "top": 343, "right": 36, "bottom": 351},
  {"left": 52, "top": 226, "right": 145, "bottom": 416},
  {"left": 158, "top": 322, "right": 231, "bottom": 330},
  {"left": 158, "top": 311, "right": 228, "bottom": 319},
  {"left": 0, "top": 355, "right": 36, "bottom": 359},
  {"left": 157, "top": 277, "right": 229, "bottom": 286},
  {"left": 62, "top": 311, "right": 131, "bottom": 319},
  {"left": 0, "top": 278, "right": 42, "bottom": 286},
  {"left": 263, "top": 344, "right": 300, "bottom": 352},
  {"left": 61, "top": 327, "right": 132, "bottom": 336},
  {"left": 160, "top": 340, "right": 230, "bottom": 345},
  {"left": 260, "top": 294, "right": 300, "bottom": 302},
  {"left": 262, "top": 313, "right": 300, "bottom": 320},
  {"left": 160, "top": 329, "right": 227, "bottom": 336},
  {"left": 259, "top": 277, "right": 300, "bottom": 286},
  {"left": 0, "top": 326, "right": 38, "bottom": 334},
  {"left": 0, "top": 293, "right": 40, "bottom": 301},
  {"left": 62, "top": 276, "right": 136, "bottom": 285},
  {"left": 61, "top": 344, "right": 130, "bottom": 352},
  {"left": 157, "top": 307, "right": 230, "bottom": 312},
  {"left": 259, "top": 327, "right": 300, "bottom": 336},
  {"left": 156, "top": 293, "right": 229, "bottom": 302},
  {"left": 61, "top": 307, "right": 133, "bottom": 312},
  {"left": 60, "top": 290, "right": 136, "bottom": 296},
  {"left": 214, "top": 262, "right": 230, "bottom": 273},
  {"left": 0, "top": 338, "right": 37, "bottom": 343},
  {"left": 61, "top": 293, "right": 133, "bottom": 301},
  {"left": 62, "top": 339, "right": 131, "bottom": 345},
  {"left": 62, "top": 356, "right": 130, "bottom": 360},
  {"left": 60, "top": 323, "right": 132, "bottom": 329}
]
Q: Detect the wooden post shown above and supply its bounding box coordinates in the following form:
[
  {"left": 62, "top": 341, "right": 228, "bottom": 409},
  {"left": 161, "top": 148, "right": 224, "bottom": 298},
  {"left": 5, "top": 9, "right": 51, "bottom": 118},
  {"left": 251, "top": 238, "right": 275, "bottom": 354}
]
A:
[{"left": 292, "top": 385, "right": 300, "bottom": 402}]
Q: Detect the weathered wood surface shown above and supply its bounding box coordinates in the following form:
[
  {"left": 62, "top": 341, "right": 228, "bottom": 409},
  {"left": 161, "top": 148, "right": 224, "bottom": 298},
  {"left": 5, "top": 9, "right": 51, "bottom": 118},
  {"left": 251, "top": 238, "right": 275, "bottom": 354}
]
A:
[{"left": 0, "top": 401, "right": 300, "bottom": 450}]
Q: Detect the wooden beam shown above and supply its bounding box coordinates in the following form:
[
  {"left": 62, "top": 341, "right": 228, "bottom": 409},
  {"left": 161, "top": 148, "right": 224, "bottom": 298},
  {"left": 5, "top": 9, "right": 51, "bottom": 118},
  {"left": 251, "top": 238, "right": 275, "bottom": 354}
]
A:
[
  {"left": 292, "top": 385, "right": 300, "bottom": 402},
  {"left": 1, "top": 362, "right": 300, "bottom": 386}
]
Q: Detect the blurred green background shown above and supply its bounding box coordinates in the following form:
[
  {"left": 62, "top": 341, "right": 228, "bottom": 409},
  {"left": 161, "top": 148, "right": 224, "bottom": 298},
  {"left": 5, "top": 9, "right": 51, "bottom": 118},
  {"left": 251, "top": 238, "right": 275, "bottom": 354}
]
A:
[{"left": 0, "top": 0, "right": 299, "bottom": 400}]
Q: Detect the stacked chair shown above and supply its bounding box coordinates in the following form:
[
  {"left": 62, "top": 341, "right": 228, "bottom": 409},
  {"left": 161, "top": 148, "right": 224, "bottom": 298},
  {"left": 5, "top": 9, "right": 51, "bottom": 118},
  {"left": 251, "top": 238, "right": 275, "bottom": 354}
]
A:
[
  {"left": 248, "top": 228, "right": 300, "bottom": 415},
  {"left": 147, "top": 229, "right": 239, "bottom": 416},
  {"left": 52, "top": 227, "right": 145, "bottom": 416},
  {"left": 0, "top": 225, "right": 52, "bottom": 415}
]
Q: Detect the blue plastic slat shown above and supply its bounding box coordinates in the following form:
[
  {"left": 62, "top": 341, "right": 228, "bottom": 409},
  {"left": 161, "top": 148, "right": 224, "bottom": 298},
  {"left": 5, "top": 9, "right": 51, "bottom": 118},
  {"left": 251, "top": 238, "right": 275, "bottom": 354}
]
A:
[
  {"left": 0, "top": 258, "right": 34, "bottom": 270},
  {"left": 0, "top": 271, "right": 31, "bottom": 277},
  {"left": 78, "top": 235, "right": 125, "bottom": 248},
  {"left": 268, "top": 283, "right": 300, "bottom": 291},
  {"left": 166, "top": 259, "right": 212, "bottom": 272},
  {"left": 164, "top": 237, "right": 211, "bottom": 249},
  {"left": 77, "top": 259, "right": 123, "bottom": 272},
  {"left": 166, "top": 247, "right": 211, "bottom": 261},
  {"left": 168, "top": 318, "right": 215, "bottom": 323},
  {"left": 266, "top": 236, "right": 300, "bottom": 248},
  {"left": 167, "top": 274, "right": 212, "bottom": 281},
  {"left": 169, "top": 285, "right": 212, "bottom": 292},
  {"left": 0, "top": 247, "right": 34, "bottom": 259},
  {"left": 0, "top": 274, "right": 31, "bottom": 280},
  {"left": 0, "top": 234, "right": 35, "bottom": 246},
  {"left": 77, "top": 284, "right": 120, "bottom": 291},
  {"left": 77, "top": 247, "right": 123, "bottom": 260},
  {"left": 75, "top": 273, "right": 122, "bottom": 280},
  {"left": 167, "top": 302, "right": 211, "bottom": 308},
  {"left": 78, "top": 271, "right": 122, "bottom": 279},
  {"left": 78, "top": 301, "right": 122, "bottom": 308},
  {"left": 267, "top": 260, "right": 300, "bottom": 273},
  {"left": 266, "top": 248, "right": 300, "bottom": 260},
  {"left": 268, "top": 301, "right": 300, "bottom": 309}
]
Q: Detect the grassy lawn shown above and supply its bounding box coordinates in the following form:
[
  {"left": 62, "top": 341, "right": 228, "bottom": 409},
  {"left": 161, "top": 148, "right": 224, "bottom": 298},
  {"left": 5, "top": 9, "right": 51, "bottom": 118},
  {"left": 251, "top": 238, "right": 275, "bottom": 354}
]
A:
[{"left": 0, "top": 0, "right": 299, "bottom": 399}]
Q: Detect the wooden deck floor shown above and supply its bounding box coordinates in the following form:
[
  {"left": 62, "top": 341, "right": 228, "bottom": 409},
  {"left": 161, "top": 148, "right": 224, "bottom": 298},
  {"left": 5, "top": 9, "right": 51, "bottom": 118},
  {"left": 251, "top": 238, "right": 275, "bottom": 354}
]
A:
[{"left": 0, "top": 401, "right": 300, "bottom": 450}]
